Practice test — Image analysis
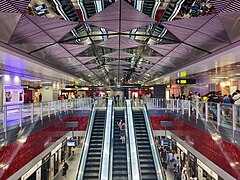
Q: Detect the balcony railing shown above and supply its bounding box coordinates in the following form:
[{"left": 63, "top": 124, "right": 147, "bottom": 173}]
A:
[
  {"left": 145, "top": 98, "right": 240, "bottom": 138},
  {"left": 0, "top": 98, "right": 92, "bottom": 133}
]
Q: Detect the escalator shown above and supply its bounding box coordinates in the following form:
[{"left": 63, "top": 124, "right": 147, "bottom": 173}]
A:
[
  {"left": 132, "top": 110, "right": 157, "bottom": 180},
  {"left": 112, "top": 110, "right": 128, "bottom": 179},
  {"left": 83, "top": 110, "right": 106, "bottom": 179}
]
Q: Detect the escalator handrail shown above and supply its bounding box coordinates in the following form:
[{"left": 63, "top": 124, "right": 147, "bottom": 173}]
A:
[
  {"left": 100, "top": 100, "right": 113, "bottom": 180},
  {"left": 124, "top": 102, "right": 132, "bottom": 180},
  {"left": 109, "top": 105, "right": 115, "bottom": 180},
  {"left": 126, "top": 100, "right": 141, "bottom": 180},
  {"left": 76, "top": 100, "right": 96, "bottom": 180},
  {"left": 142, "top": 100, "right": 166, "bottom": 180}
]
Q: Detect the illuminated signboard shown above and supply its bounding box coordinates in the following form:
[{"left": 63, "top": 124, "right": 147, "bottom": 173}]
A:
[{"left": 176, "top": 79, "right": 196, "bottom": 84}]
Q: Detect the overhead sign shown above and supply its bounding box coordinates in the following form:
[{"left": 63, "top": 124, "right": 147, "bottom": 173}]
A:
[
  {"left": 160, "top": 121, "right": 173, "bottom": 127},
  {"left": 66, "top": 121, "right": 79, "bottom": 128},
  {"left": 180, "top": 71, "right": 187, "bottom": 77},
  {"left": 176, "top": 79, "right": 196, "bottom": 84},
  {"left": 161, "top": 139, "right": 172, "bottom": 147}
]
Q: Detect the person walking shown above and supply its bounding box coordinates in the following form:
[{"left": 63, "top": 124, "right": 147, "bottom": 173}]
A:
[{"left": 62, "top": 160, "right": 69, "bottom": 180}]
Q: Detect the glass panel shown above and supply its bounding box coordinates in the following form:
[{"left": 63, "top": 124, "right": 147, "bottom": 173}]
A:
[
  {"left": 236, "top": 105, "right": 240, "bottom": 129},
  {"left": 42, "top": 102, "right": 49, "bottom": 117},
  {"left": 166, "top": 99, "right": 171, "bottom": 110},
  {"left": 183, "top": 100, "right": 190, "bottom": 115},
  {"left": 33, "top": 103, "right": 40, "bottom": 122},
  {"left": 56, "top": 101, "right": 61, "bottom": 113},
  {"left": 50, "top": 101, "right": 55, "bottom": 115},
  {"left": 22, "top": 104, "right": 32, "bottom": 124},
  {"left": 0, "top": 106, "right": 4, "bottom": 131},
  {"left": 198, "top": 102, "right": 206, "bottom": 121},
  {"left": 220, "top": 103, "right": 233, "bottom": 127},
  {"left": 208, "top": 102, "right": 218, "bottom": 123},
  {"left": 6, "top": 105, "right": 20, "bottom": 129}
]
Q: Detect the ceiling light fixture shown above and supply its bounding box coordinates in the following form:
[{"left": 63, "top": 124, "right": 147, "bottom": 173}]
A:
[{"left": 215, "top": 77, "right": 229, "bottom": 79}]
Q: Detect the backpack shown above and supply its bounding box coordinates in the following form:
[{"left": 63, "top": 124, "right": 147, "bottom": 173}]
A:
[{"left": 65, "top": 163, "right": 69, "bottom": 170}]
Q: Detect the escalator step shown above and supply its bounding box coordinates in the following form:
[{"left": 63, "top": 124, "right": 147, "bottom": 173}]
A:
[
  {"left": 112, "top": 176, "right": 128, "bottom": 180},
  {"left": 85, "top": 162, "right": 100, "bottom": 166},
  {"left": 141, "top": 164, "right": 155, "bottom": 168},
  {"left": 142, "top": 175, "right": 158, "bottom": 180},
  {"left": 83, "top": 173, "right": 99, "bottom": 179},
  {"left": 112, "top": 171, "right": 128, "bottom": 176}
]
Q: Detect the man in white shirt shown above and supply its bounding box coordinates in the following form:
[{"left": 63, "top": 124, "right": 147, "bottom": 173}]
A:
[{"left": 233, "top": 90, "right": 240, "bottom": 105}]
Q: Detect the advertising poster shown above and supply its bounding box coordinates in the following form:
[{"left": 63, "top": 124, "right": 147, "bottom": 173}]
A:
[{"left": 4, "top": 86, "right": 24, "bottom": 105}]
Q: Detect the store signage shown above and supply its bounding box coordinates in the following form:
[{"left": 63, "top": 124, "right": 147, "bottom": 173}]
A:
[{"left": 175, "top": 79, "right": 196, "bottom": 84}]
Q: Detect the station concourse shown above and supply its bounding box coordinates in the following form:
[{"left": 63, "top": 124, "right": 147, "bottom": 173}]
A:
[{"left": 0, "top": 0, "right": 240, "bottom": 180}]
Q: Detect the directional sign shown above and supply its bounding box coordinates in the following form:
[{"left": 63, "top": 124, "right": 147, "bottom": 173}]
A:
[
  {"left": 66, "top": 121, "right": 79, "bottom": 128},
  {"left": 160, "top": 121, "right": 173, "bottom": 127},
  {"left": 176, "top": 79, "right": 196, "bottom": 84}
]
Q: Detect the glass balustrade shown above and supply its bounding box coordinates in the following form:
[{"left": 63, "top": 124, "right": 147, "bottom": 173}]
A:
[
  {"left": 144, "top": 98, "right": 239, "bottom": 138},
  {"left": 0, "top": 98, "right": 92, "bottom": 133}
]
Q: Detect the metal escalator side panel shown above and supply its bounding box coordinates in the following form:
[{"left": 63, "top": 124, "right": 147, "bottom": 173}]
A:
[
  {"left": 100, "top": 100, "right": 113, "bottom": 180},
  {"left": 112, "top": 109, "right": 129, "bottom": 179},
  {"left": 81, "top": 109, "right": 106, "bottom": 180},
  {"left": 142, "top": 104, "right": 166, "bottom": 180},
  {"left": 132, "top": 109, "right": 157, "bottom": 180},
  {"left": 124, "top": 107, "right": 132, "bottom": 180},
  {"left": 76, "top": 104, "right": 96, "bottom": 180},
  {"left": 126, "top": 100, "right": 141, "bottom": 180}
]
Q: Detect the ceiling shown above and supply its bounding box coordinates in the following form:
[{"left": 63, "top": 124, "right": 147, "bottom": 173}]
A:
[{"left": 0, "top": 0, "right": 240, "bottom": 86}]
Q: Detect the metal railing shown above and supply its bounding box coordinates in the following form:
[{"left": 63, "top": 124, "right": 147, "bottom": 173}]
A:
[
  {"left": 145, "top": 98, "right": 240, "bottom": 138},
  {"left": 0, "top": 98, "right": 92, "bottom": 133}
]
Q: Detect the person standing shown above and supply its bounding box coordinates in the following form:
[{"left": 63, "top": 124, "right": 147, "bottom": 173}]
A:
[
  {"left": 233, "top": 90, "right": 240, "bottom": 104},
  {"left": 119, "top": 121, "right": 126, "bottom": 144},
  {"left": 62, "top": 160, "right": 69, "bottom": 180},
  {"left": 39, "top": 93, "right": 42, "bottom": 102}
]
